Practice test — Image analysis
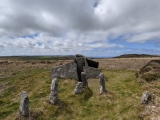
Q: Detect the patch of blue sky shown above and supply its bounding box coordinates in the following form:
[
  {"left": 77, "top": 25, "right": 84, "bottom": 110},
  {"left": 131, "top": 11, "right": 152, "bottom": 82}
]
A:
[
  {"left": 8, "top": 36, "right": 15, "bottom": 39},
  {"left": 37, "top": 42, "right": 43, "bottom": 46},
  {"left": 20, "top": 32, "right": 39, "bottom": 39},
  {"left": 8, "top": 32, "right": 39, "bottom": 39},
  {"left": 93, "top": 0, "right": 100, "bottom": 8},
  {"left": 108, "top": 34, "right": 157, "bottom": 50}
]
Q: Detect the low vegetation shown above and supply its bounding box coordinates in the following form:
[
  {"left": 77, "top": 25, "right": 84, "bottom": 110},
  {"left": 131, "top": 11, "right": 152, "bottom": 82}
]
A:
[
  {"left": 0, "top": 57, "right": 160, "bottom": 119},
  {"left": 137, "top": 60, "right": 160, "bottom": 82},
  {"left": 0, "top": 56, "right": 74, "bottom": 61}
]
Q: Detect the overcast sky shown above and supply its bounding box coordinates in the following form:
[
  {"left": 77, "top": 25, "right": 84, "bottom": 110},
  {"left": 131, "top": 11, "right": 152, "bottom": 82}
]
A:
[{"left": 0, "top": 0, "right": 160, "bottom": 57}]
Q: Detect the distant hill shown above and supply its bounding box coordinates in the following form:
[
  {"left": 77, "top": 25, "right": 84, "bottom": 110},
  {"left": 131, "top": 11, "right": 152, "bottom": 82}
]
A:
[
  {"left": 115, "top": 54, "right": 160, "bottom": 58},
  {"left": 0, "top": 55, "right": 75, "bottom": 60}
]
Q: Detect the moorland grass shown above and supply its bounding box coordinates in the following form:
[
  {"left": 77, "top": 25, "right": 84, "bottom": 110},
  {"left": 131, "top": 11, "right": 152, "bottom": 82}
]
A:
[{"left": 0, "top": 63, "right": 159, "bottom": 119}]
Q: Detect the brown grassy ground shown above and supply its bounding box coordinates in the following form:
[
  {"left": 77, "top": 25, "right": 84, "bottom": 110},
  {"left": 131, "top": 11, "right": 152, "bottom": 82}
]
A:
[
  {"left": 97, "top": 57, "right": 160, "bottom": 70},
  {"left": 0, "top": 60, "right": 71, "bottom": 78},
  {"left": 0, "top": 57, "right": 160, "bottom": 119}
]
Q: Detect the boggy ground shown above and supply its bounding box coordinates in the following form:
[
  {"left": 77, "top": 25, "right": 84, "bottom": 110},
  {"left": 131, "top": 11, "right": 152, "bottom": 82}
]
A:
[{"left": 0, "top": 57, "right": 160, "bottom": 119}]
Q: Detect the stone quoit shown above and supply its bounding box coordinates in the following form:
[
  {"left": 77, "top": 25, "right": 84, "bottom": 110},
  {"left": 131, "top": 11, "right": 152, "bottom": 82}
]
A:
[{"left": 51, "top": 54, "right": 101, "bottom": 81}]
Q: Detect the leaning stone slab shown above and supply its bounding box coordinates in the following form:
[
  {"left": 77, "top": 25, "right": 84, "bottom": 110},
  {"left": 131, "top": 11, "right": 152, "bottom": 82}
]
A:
[
  {"left": 51, "top": 62, "right": 78, "bottom": 80},
  {"left": 74, "top": 82, "right": 83, "bottom": 94},
  {"left": 50, "top": 78, "right": 58, "bottom": 105},
  {"left": 99, "top": 73, "right": 106, "bottom": 94},
  {"left": 83, "top": 66, "right": 101, "bottom": 79},
  {"left": 141, "top": 91, "right": 151, "bottom": 104},
  {"left": 19, "top": 91, "right": 29, "bottom": 117},
  {"left": 86, "top": 58, "right": 99, "bottom": 68},
  {"left": 81, "top": 72, "right": 88, "bottom": 88}
]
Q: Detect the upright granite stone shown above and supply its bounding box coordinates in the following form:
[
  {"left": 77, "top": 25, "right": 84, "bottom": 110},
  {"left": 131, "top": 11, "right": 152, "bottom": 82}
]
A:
[
  {"left": 74, "top": 82, "right": 83, "bottom": 94},
  {"left": 74, "top": 57, "right": 85, "bottom": 81},
  {"left": 84, "top": 66, "right": 102, "bottom": 79},
  {"left": 141, "top": 91, "right": 151, "bottom": 104},
  {"left": 99, "top": 73, "right": 106, "bottom": 94},
  {"left": 75, "top": 54, "right": 87, "bottom": 66},
  {"left": 19, "top": 91, "right": 29, "bottom": 117},
  {"left": 51, "top": 62, "right": 78, "bottom": 80},
  {"left": 81, "top": 72, "right": 88, "bottom": 88},
  {"left": 50, "top": 78, "right": 58, "bottom": 105},
  {"left": 75, "top": 54, "right": 98, "bottom": 68}
]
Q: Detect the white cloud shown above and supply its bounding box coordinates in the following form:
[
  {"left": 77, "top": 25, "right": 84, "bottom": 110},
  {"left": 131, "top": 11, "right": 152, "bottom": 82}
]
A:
[
  {"left": 126, "top": 31, "right": 160, "bottom": 43},
  {"left": 0, "top": 0, "right": 160, "bottom": 56},
  {"left": 0, "top": 32, "right": 123, "bottom": 55}
]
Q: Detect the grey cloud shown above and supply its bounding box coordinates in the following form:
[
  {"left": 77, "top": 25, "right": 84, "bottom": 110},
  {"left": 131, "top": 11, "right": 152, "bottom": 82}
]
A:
[
  {"left": 1, "top": 0, "right": 160, "bottom": 36},
  {"left": 0, "top": 0, "right": 98, "bottom": 36},
  {"left": 0, "top": 0, "right": 160, "bottom": 56},
  {"left": 0, "top": 42, "right": 5, "bottom": 47}
]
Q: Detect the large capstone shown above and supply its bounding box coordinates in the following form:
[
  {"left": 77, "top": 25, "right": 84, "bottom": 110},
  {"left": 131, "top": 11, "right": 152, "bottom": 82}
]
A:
[
  {"left": 75, "top": 54, "right": 99, "bottom": 68},
  {"left": 84, "top": 66, "right": 102, "bottom": 79},
  {"left": 50, "top": 78, "right": 58, "bottom": 105},
  {"left": 19, "top": 91, "right": 29, "bottom": 117},
  {"left": 141, "top": 91, "right": 151, "bottom": 104},
  {"left": 75, "top": 54, "right": 85, "bottom": 58},
  {"left": 75, "top": 54, "right": 88, "bottom": 66},
  {"left": 99, "top": 73, "right": 106, "bottom": 94},
  {"left": 81, "top": 72, "right": 88, "bottom": 88},
  {"left": 74, "top": 82, "right": 83, "bottom": 94},
  {"left": 51, "top": 62, "right": 78, "bottom": 80}
]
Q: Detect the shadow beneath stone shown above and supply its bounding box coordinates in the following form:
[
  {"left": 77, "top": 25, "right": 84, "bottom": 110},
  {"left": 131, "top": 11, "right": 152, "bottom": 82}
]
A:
[
  {"left": 53, "top": 100, "right": 73, "bottom": 119},
  {"left": 83, "top": 88, "right": 93, "bottom": 101},
  {"left": 16, "top": 110, "right": 43, "bottom": 120},
  {"left": 29, "top": 111, "right": 43, "bottom": 120}
]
